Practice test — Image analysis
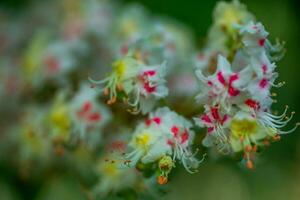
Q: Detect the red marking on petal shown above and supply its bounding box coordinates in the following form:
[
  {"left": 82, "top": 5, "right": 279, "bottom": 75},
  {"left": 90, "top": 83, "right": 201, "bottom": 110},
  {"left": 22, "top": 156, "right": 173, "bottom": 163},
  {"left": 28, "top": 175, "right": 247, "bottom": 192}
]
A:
[
  {"left": 228, "top": 86, "right": 240, "bottom": 96},
  {"left": 167, "top": 140, "right": 175, "bottom": 147},
  {"left": 144, "top": 82, "right": 156, "bottom": 93},
  {"left": 259, "top": 78, "right": 268, "bottom": 89},
  {"left": 245, "top": 99, "right": 260, "bottom": 110},
  {"left": 201, "top": 115, "right": 212, "bottom": 124},
  {"left": 229, "top": 73, "right": 239, "bottom": 84},
  {"left": 143, "top": 70, "right": 156, "bottom": 76},
  {"left": 207, "top": 127, "right": 214, "bottom": 133},
  {"left": 262, "top": 64, "right": 267, "bottom": 75},
  {"left": 258, "top": 38, "right": 266, "bottom": 47},
  {"left": 87, "top": 112, "right": 101, "bottom": 122},
  {"left": 82, "top": 101, "right": 92, "bottom": 113},
  {"left": 211, "top": 107, "right": 221, "bottom": 121},
  {"left": 77, "top": 101, "right": 92, "bottom": 117},
  {"left": 217, "top": 71, "right": 226, "bottom": 86},
  {"left": 171, "top": 126, "right": 179, "bottom": 137},
  {"left": 45, "top": 56, "right": 60, "bottom": 73},
  {"left": 207, "top": 80, "right": 213, "bottom": 86},
  {"left": 153, "top": 117, "right": 161, "bottom": 125},
  {"left": 145, "top": 119, "right": 152, "bottom": 126},
  {"left": 222, "top": 115, "right": 229, "bottom": 125},
  {"left": 181, "top": 131, "right": 189, "bottom": 143}
]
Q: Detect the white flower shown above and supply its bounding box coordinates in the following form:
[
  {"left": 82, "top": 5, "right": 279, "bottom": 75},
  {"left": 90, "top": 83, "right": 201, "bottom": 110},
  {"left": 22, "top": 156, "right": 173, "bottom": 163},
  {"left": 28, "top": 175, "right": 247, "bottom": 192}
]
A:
[
  {"left": 213, "top": 0, "right": 254, "bottom": 33},
  {"left": 194, "top": 18, "right": 297, "bottom": 169},
  {"left": 93, "top": 146, "right": 139, "bottom": 197},
  {"left": 42, "top": 41, "right": 75, "bottom": 79},
  {"left": 239, "top": 21, "right": 269, "bottom": 55},
  {"left": 90, "top": 56, "right": 168, "bottom": 114},
  {"left": 194, "top": 105, "right": 231, "bottom": 153},
  {"left": 70, "top": 84, "right": 111, "bottom": 144},
  {"left": 195, "top": 55, "right": 252, "bottom": 111},
  {"left": 125, "top": 107, "right": 202, "bottom": 179}
]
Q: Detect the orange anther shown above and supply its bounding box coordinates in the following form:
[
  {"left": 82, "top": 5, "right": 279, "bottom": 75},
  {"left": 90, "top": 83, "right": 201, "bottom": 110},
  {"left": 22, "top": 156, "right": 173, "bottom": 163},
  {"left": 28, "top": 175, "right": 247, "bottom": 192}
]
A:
[
  {"left": 117, "top": 84, "right": 123, "bottom": 91},
  {"left": 103, "top": 88, "right": 109, "bottom": 96},
  {"left": 263, "top": 140, "right": 270, "bottom": 146},
  {"left": 273, "top": 134, "right": 281, "bottom": 141},
  {"left": 157, "top": 175, "right": 168, "bottom": 185},
  {"left": 246, "top": 160, "right": 254, "bottom": 169},
  {"left": 252, "top": 145, "right": 258, "bottom": 152},
  {"left": 245, "top": 145, "right": 252, "bottom": 152}
]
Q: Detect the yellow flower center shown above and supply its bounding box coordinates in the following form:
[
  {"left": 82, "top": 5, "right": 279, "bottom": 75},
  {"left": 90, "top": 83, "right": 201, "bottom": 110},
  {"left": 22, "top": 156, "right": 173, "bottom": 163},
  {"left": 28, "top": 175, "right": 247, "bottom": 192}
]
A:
[
  {"left": 102, "top": 163, "right": 119, "bottom": 177},
  {"left": 50, "top": 105, "right": 70, "bottom": 136},
  {"left": 134, "top": 132, "right": 151, "bottom": 149},
  {"left": 220, "top": 8, "right": 240, "bottom": 27},
  {"left": 113, "top": 59, "right": 126, "bottom": 78},
  {"left": 121, "top": 20, "right": 138, "bottom": 37},
  {"left": 230, "top": 119, "right": 258, "bottom": 138}
]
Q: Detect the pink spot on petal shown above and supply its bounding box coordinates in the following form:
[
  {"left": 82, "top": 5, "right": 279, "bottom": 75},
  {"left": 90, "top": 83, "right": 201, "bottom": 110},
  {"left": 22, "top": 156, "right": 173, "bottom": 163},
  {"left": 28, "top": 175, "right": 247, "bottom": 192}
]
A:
[
  {"left": 229, "top": 73, "right": 239, "bottom": 84},
  {"left": 181, "top": 131, "right": 189, "bottom": 144},
  {"left": 259, "top": 78, "right": 268, "bottom": 89},
  {"left": 77, "top": 101, "right": 92, "bottom": 117},
  {"left": 201, "top": 115, "right": 212, "bottom": 124},
  {"left": 228, "top": 86, "right": 240, "bottom": 96},
  {"left": 167, "top": 140, "right": 175, "bottom": 147},
  {"left": 207, "top": 80, "right": 213, "bottom": 87},
  {"left": 144, "top": 82, "right": 156, "bottom": 93},
  {"left": 153, "top": 117, "right": 161, "bottom": 125},
  {"left": 262, "top": 64, "right": 267, "bottom": 75},
  {"left": 143, "top": 70, "right": 156, "bottom": 76},
  {"left": 82, "top": 101, "right": 92, "bottom": 113},
  {"left": 145, "top": 119, "right": 152, "bottom": 126},
  {"left": 171, "top": 126, "right": 179, "bottom": 137},
  {"left": 217, "top": 71, "right": 226, "bottom": 86},
  {"left": 258, "top": 38, "right": 266, "bottom": 47},
  {"left": 245, "top": 99, "right": 260, "bottom": 110},
  {"left": 222, "top": 115, "right": 229, "bottom": 125},
  {"left": 211, "top": 107, "right": 221, "bottom": 121},
  {"left": 87, "top": 112, "right": 101, "bottom": 122},
  {"left": 207, "top": 127, "right": 214, "bottom": 133},
  {"left": 45, "top": 56, "right": 60, "bottom": 74}
]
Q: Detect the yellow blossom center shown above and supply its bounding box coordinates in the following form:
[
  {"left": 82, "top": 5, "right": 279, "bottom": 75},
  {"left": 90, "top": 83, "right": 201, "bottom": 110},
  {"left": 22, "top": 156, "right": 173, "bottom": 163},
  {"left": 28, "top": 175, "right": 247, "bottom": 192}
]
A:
[
  {"left": 50, "top": 105, "right": 70, "bottom": 137},
  {"left": 121, "top": 20, "right": 138, "bottom": 37},
  {"left": 230, "top": 119, "right": 258, "bottom": 138},
  {"left": 113, "top": 60, "right": 126, "bottom": 78},
  {"left": 220, "top": 8, "right": 241, "bottom": 28},
  {"left": 102, "top": 163, "right": 119, "bottom": 177},
  {"left": 134, "top": 132, "right": 151, "bottom": 149}
]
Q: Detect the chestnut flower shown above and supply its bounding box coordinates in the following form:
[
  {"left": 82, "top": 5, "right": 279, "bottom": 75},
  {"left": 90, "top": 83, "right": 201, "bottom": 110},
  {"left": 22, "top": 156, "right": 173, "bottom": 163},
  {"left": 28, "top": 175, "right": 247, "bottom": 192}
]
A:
[
  {"left": 90, "top": 56, "right": 168, "bottom": 114},
  {"left": 124, "top": 107, "right": 203, "bottom": 184},
  {"left": 70, "top": 84, "right": 111, "bottom": 145}
]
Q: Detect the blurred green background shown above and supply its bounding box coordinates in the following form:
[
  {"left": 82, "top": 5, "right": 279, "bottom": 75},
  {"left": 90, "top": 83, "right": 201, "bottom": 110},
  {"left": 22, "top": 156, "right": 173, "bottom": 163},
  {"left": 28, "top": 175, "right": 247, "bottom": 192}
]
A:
[{"left": 1, "top": 0, "right": 299, "bottom": 199}]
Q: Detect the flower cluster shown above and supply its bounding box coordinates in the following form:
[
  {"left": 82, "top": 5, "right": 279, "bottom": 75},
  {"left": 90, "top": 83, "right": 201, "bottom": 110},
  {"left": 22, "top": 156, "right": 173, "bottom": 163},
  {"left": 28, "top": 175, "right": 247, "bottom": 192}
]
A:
[
  {"left": 125, "top": 107, "right": 202, "bottom": 184},
  {"left": 0, "top": 0, "right": 297, "bottom": 199},
  {"left": 194, "top": 1, "right": 297, "bottom": 168}
]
